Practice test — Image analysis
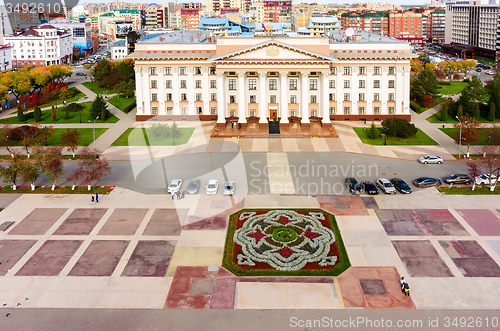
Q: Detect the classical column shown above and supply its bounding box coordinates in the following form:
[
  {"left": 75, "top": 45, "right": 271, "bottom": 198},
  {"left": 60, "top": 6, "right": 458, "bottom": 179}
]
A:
[
  {"left": 202, "top": 67, "right": 210, "bottom": 114},
  {"left": 300, "top": 72, "right": 309, "bottom": 123},
  {"left": 258, "top": 72, "right": 267, "bottom": 123},
  {"left": 280, "top": 72, "right": 288, "bottom": 121},
  {"left": 402, "top": 66, "right": 411, "bottom": 115},
  {"left": 238, "top": 72, "right": 246, "bottom": 123},
  {"left": 351, "top": 66, "right": 358, "bottom": 115},
  {"left": 142, "top": 67, "right": 151, "bottom": 115},
  {"left": 216, "top": 71, "right": 226, "bottom": 123},
  {"left": 321, "top": 71, "right": 329, "bottom": 120},
  {"left": 134, "top": 67, "right": 143, "bottom": 114},
  {"left": 366, "top": 66, "right": 373, "bottom": 114},
  {"left": 381, "top": 66, "right": 388, "bottom": 114},
  {"left": 172, "top": 67, "right": 180, "bottom": 115},
  {"left": 187, "top": 67, "right": 195, "bottom": 115},
  {"left": 158, "top": 68, "right": 165, "bottom": 115}
]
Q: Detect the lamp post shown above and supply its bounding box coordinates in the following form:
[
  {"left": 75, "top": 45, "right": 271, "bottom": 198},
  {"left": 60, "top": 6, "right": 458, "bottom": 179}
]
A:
[
  {"left": 456, "top": 116, "right": 462, "bottom": 159},
  {"left": 93, "top": 116, "right": 99, "bottom": 150}
]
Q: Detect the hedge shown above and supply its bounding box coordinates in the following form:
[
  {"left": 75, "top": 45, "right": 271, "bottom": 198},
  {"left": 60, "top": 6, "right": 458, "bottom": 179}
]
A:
[
  {"left": 410, "top": 101, "right": 423, "bottom": 113},
  {"left": 438, "top": 81, "right": 451, "bottom": 86},
  {"left": 123, "top": 101, "right": 136, "bottom": 113}
]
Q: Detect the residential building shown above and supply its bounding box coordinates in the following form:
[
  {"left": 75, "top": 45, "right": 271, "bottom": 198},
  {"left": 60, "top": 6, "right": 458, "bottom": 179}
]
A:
[
  {"left": 9, "top": 5, "right": 50, "bottom": 32},
  {"left": 5, "top": 24, "right": 72, "bottom": 68},
  {"left": 295, "top": 16, "right": 340, "bottom": 37},
  {"left": 99, "top": 10, "right": 141, "bottom": 39},
  {"left": 179, "top": 3, "right": 202, "bottom": 30},
  {"left": 421, "top": 8, "right": 445, "bottom": 43},
  {"left": 111, "top": 39, "right": 127, "bottom": 60},
  {"left": 50, "top": 21, "right": 93, "bottom": 55},
  {"left": 0, "top": 45, "right": 12, "bottom": 72},
  {"left": 129, "top": 29, "right": 414, "bottom": 127},
  {"left": 198, "top": 17, "right": 252, "bottom": 36},
  {"left": 142, "top": 5, "right": 164, "bottom": 29},
  {"left": 387, "top": 11, "right": 425, "bottom": 44},
  {"left": 245, "top": 2, "right": 265, "bottom": 23},
  {"left": 264, "top": 0, "right": 292, "bottom": 23},
  {"left": 162, "top": 2, "right": 175, "bottom": 27},
  {"left": 292, "top": 3, "right": 326, "bottom": 14},
  {"left": 341, "top": 12, "right": 389, "bottom": 36}
]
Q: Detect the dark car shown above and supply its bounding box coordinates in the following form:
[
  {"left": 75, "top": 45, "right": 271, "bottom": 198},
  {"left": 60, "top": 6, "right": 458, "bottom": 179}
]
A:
[
  {"left": 442, "top": 173, "right": 472, "bottom": 185},
  {"left": 413, "top": 177, "right": 442, "bottom": 188},
  {"left": 362, "top": 181, "right": 379, "bottom": 195},
  {"left": 75, "top": 72, "right": 86, "bottom": 76},
  {"left": 390, "top": 178, "right": 412, "bottom": 194},
  {"left": 476, "top": 68, "right": 482, "bottom": 72},
  {"left": 345, "top": 177, "right": 362, "bottom": 195},
  {"left": 186, "top": 179, "right": 200, "bottom": 194}
]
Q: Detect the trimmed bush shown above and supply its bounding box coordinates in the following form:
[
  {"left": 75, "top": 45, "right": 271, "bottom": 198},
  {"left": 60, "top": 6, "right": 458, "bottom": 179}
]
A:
[
  {"left": 34, "top": 106, "right": 41, "bottom": 122},
  {"left": 382, "top": 118, "right": 418, "bottom": 138},
  {"left": 489, "top": 103, "right": 496, "bottom": 122},
  {"left": 123, "top": 101, "right": 136, "bottom": 113},
  {"left": 17, "top": 106, "right": 24, "bottom": 122},
  {"left": 438, "top": 81, "right": 452, "bottom": 85},
  {"left": 367, "top": 122, "right": 378, "bottom": 139},
  {"left": 440, "top": 103, "right": 448, "bottom": 122},
  {"left": 410, "top": 101, "right": 423, "bottom": 113}
]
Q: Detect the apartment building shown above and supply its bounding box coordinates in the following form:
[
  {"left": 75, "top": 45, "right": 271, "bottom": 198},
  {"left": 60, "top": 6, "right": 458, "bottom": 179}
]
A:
[
  {"left": 264, "top": 0, "right": 292, "bottom": 23},
  {"left": 245, "top": 2, "right": 265, "bottom": 23},
  {"left": 179, "top": 3, "right": 202, "bottom": 30},
  {"left": 143, "top": 5, "right": 164, "bottom": 29}
]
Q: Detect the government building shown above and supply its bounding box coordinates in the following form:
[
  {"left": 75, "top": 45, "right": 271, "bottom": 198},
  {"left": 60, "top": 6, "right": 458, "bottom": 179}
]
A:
[{"left": 129, "top": 29, "right": 415, "bottom": 133}]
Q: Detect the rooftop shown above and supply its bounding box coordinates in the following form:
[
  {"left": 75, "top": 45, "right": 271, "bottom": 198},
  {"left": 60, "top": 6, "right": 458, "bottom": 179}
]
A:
[
  {"left": 138, "top": 30, "right": 211, "bottom": 44},
  {"left": 112, "top": 39, "right": 126, "bottom": 47}
]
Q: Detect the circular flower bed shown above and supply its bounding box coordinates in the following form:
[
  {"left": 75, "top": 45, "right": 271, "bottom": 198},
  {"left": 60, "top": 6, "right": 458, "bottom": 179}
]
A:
[{"left": 223, "top": 209, "right": 350, "bottom": 276}]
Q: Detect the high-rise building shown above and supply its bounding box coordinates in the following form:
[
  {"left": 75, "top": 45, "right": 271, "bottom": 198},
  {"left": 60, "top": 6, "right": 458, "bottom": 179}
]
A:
[
  {"left": 143, "top": 5, "right": 164, "bottom": 29},
  {"left": 179, "top": 3, "right": 202, "bottom": 30},
  {"left": 264, "top": 0, "right": 292, "bottom": 23}
]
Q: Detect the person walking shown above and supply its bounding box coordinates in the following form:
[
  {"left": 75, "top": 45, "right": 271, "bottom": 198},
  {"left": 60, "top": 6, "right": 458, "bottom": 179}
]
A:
[
  {"left": 175, "top": 190, "right": 181, "bottom": 200},
  {"left": 403, "top": 282, "right": 410, "bottom": 296},
  {"left": 90, "top": 196, "right": 95, "bottom": 205},
  {"left": 95, "top": 193, "right": 99, "bottom": 203},
  {"left": 181, "top": 189, "right": 185, "bottom": 199}
]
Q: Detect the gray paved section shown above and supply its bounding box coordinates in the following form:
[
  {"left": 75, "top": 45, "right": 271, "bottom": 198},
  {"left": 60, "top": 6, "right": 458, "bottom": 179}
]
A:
[{"left": 0, "top": 195, "right": 21, "bottom": 209}]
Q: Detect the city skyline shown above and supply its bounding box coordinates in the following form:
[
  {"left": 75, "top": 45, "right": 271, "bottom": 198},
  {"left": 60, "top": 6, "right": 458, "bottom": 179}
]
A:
[{"left": 81, "top": 0, "right": 429, "bottom": 6}]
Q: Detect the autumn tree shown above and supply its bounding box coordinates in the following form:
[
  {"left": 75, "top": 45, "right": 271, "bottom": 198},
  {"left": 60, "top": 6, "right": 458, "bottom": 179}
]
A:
[
  {"left": 67, "top": 147, "right": 111, "bottom": 190},
  {"left": 0, "top": 124, "right": 17, "bottom": 157},
  {"left": 43, "top": 145, "right": 64, "bottom": 190},
  {"left": 0, "top": 153, "right": 23, "bottom": 190},
  {"left": 58, "top": 86, "right": 73, "bottom": 101},
  {"left": 20, "top": 157, "right": 43, "bottom": 190},
  {"left": 51, "top": 105, "right": 56, "bottom": 122},
  {"left": 452, "top": 115, "right": 480, "bottom": 158},
  {"left": 410, "top": 59, "right": 424, "bottom": 74},
  {"left": 467, "top": 161, "right": 481, "bottom": 191},
  {"left": 60, "top": 129, "right": 81, "bottom": 157},
  {"left": 480, "top": 144, "right": 500, "bottom": 191},
  {"left": 461, "top": 60, "right": 477, "bottom": 76}
]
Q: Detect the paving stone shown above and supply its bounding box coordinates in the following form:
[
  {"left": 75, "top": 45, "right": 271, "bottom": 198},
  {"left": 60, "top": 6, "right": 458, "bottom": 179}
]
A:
[{"left": 359, "top": 279, "right": 387, "bottom": 295}]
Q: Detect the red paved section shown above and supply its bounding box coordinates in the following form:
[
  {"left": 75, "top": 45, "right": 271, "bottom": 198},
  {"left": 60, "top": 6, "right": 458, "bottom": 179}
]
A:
[
  {"left": 392, "top": 240, "right": 453, "bottom": 277},
  {"left": 415, "top": 209, "right": 469, "bottom": 236},
  {"left": 456, "top": 209, "right": 500, "bottom": 236},
  {"left": 375, "top": 210, "right": 425, "bottom": 236},
  {"left": 15, "top": 240, "right": 82, "bottom": 276},
  {"left": 182, "top": 215, "right": 229, "bottom": 230},
  {"left": 440, "top": 240, "right": 500, "bottom": 277},
  {"left": 316, "top": 196, "right": 368, "bottom": 216},
  {"left": 53, "top": 209, "right": 108, "bottom": 235},
  {"left": 98, "top": 209, "right": 148, "bottom": 235},
  {"left": 142, "top": 209, "right": 187, "bottom": 236},
  {"left": 0, "top": 240, "right": 37, "bottom": 276},
  {"left": 8, "top": 208, "right": 67, "bottom": 235},
  {"left": 338, "top": 266, "right": 415, "bottom": 309},
  {"left": 121, "top": 240, "right": 177, "bottom": 277},
  {"left": 69, "top": 240, "right": 129, "bottom": 276},
  {"left": 165, "top": 266, "right": 236, "bottom": 309}
]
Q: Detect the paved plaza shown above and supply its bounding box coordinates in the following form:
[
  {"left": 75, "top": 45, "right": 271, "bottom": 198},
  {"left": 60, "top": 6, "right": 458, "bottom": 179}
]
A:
[{"left": 1, "top": 188, "right": 500, "bottom": 311}]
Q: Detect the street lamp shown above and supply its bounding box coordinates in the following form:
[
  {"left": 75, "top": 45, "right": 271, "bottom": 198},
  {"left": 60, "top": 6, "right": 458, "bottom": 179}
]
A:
[
  {"left": 456, "top": 116, "right": 463, "bottom": 159},
  {"left": 92, "top": 116, "right": 99, "bottom": 150}
]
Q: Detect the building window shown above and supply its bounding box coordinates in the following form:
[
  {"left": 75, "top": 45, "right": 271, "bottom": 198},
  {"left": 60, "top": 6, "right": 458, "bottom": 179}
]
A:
[
  {"left": 359, "top": 106, "right": 365, "bottom": 114},
  {"left": 311, "top": 109, "right": 317, "bottom": 117},
  {"left": 195, "top": 67, "right": 202, "bottom": 74},
  {"left": 330, "top": 67, "right": 336, "bottom": 74},
  {"left": 182, "top": 107, "right": 187, "bottom": 114},
  {"left": 388, "top": 93, "right": 395, "bottom": 101},
  {"left": 211, "top": 107, "right": 217, "bottom": 114},
  {"left": 249, "top": 79, "right": 257, "bottom": 90},
  {"left": 359, "top": 93, "right": 365, "bottom": 101},
  {"left": 151, "top": 93, "right": 158, "bottom": 101},
  {"left": 181, "top": 93, "right": 187, "bottom": 101},
  {"left": 344, "top": 106, "right": 350, "bottom": 114},
  {"left": 343, "top": 93, "right": 350, "bottom": 101},
  {"left": 165, "top": 67, "right": 172, "bottom": 75},
  {"left": 289, "top": 79, "right": 297, "bottom": 90},
  {"left": 150, "top": 67, "right": 157, "bottom": 75},
  {"left": 329, "top": 80, "right": 335, "bottom": 88},
  {"left": 359, "top": 80, "right": 365, "bottom": 88},
  {"left": 343, "top": 67, "right": 351, "bottom": 75},
  {"left": 343, "top": 80, "right": 350, "bottom": 88},
  {"left": 180, "top": 80, "right": 187, "bottom": 88},
  {"left": 210, "top": 67, "right": 216, "bottom": 75},
  {"left": 270, "top": 95, "right": 277, "bottom": 103},
  {"left": 374, "top": 66, "right": 381, "bottom": 75},
  {"left": 374, "top": 80, "right": 380, "bottom": 88},
  {"left": 152, "top": 107, "right": 158, "bottom": 114},
  {"left": 359, "top": 67, "right": 366, "bottom": 74},
  {"left": 166, "top": 80, "right": 172, "bottom": 88},
  {"left": 250, "top": 109, "right": 256, "bottom": 116},
  {"left": 210, "top": 80, "right": 217, "bottom": 88},
  {"left": 269, "top": 79, "right": 277, "bottom": 90},
  {"left": 250, "top": 95, "right": 256, "bottom": 103},
  {"left": 166, "top": 93, "right": 172, "bottom": 101},
  {"left": 151, "top": 80, "right": 157, "bottom": 88},
  {"left": 290, "top": 95, "right": 297, "bottom": 103},
  {"left": 291, "top": 109, "right": 297, "bottom": 117},
  {"left": 211, "top": 93, "right": 217, "bottom": 101},
  {"left": 167, "top": 107, "right": 173, "bottom": 114},
  {"left": 388, "top": 67, "right": 395, "bottom": 74},
  {"left": 310, "top": 95, "right": 317, "bottom": 103},
  {"left": 228, "top": 79, "right": 236, "bottom": 90},
  {"left": 230, "top": 95, "right": 236, "bottom": 103},
  {"left": 329, "top": 106, "right": 335, "bottom": 114},
  {"left": 374, "top": 93, "right": 380, "bottom": 101},
  {"left": 230, "top": 109, "right": 236, "bottom": 117},
  {"left": 388, "top": 106, "right": 395, "bottom": 114},
  {"left": 310, "top": 79, "right": 318, "bottom": 90},
  {"left": 329, "top": 93, "right": 335, "bottom": 101},
  {"left": 179, "top": 67, "right": 186, "bottom": 75},
  {"left": 196, "top": 93, "right": 202, "bottom": 101},
  {"left": 374, "top": 106, "right": 380, "bottom": 114},
  {"left": 388, "top": 80, "right": 394, "bottom": 88},
  {"left": 195, "top": 80, "right": 202, "bottom": 88}
]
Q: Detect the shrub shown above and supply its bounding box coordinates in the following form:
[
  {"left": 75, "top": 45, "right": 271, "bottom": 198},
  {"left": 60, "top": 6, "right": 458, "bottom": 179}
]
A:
[
  {"left": 453, "top": 73, "right": 461, "bottom": 81},
  {"left": 51, "top": 105, "right": 56, "bottom": 122},
  {"left": 440, "top": 103, "right": 448, "bottom": 122},
  {"left": 438, "top": 81, "right": 452, "bottom": 86},
  {"left": 66, "top": 103, "right": 83, "bottom": 112},
  {"left": 410, "top": 101, "right": 423, "bottom": 113},
  {"left": 382, "top": 118, "right": 417, "bottom": 138},
  {"left": 422, "top": 95, "right": 435, "bottom": 108},
  {"left": 463, "top": 78, "right": 470, "bottom": 83},
  {"left": 123, "top": 101, "right": 136, "bottom": 113},
  {"left": 367, "top": 122, "right": 378, "bottom": 139},
  {"left": 34, "top": 106, "right": 41, "bottom": 122},
  {"left": 17, "top": 106, "right": 24, "bottom": 122},
  {"left": 489, "top": 103, "right": 496, "bottom": 122},
  {"left": 7, "top": 125, "right": 40, "bottom": 141}
]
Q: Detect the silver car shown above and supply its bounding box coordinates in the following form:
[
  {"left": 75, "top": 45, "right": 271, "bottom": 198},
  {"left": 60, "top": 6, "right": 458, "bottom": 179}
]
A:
[
  {"left": 167, "top": 179, "right": 182, "bottom": 194},
  {"left": 418, "top": 155, "right": 443, "bottom": 164},
  {"left": 376, "top": 178, "right": 397, "bottom": 194},
  {"left": 186, "top": 179, "right": 200, "bottom": 194},
  {"left": 223, "top": 181, "right": 235, "bottom": 195},
  {"left": 206, "top": 179, "right": 219, "bottom": 195}
]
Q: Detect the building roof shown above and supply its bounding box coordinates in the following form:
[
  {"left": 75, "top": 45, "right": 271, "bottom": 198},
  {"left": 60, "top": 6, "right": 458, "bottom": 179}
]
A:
[
  {"left": 100, "top": 12, "right": 114, "bottom": 17},
  {"left": 431, "top": 9, "right": 445, "bottom": 14},
  {"left": 137, "top": 30, "right": 211, "bottom": 44},
  {"left": 308, "top": 16, "right": 339, "bottom": 24},
  {"left": 36, "top": 24, "right": 56, "bottom": 29},
  {"left": 330, "top": 30, "right": 403, "bottom": 43},
  {"left": 112, "top": 39, "right": 126, "bottom": 47},
  {"left": 254, "top": 22, "right": 292, "bottom": 31},
  {"left": 115, "top": 9, "right": 139, "bottom": 14}
]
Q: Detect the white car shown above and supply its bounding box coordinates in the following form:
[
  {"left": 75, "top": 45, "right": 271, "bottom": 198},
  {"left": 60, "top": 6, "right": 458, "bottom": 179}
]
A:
[
  {"left": 486, "top": 71, "right": 494, "bottom": 75},
  {"left": 206, "top": 179, "right": 219, "bottom": 194},
  {"left": 167, "top": 179, "right": 182, "bottom": 194},
  {"left": 223, "top": 181, "right": 235, "bottom": 195},
  {"left": 475, "top": 174, "right": 498, "bottom": 186},
  {"left": 418, "top": 155, "right": 443, "bottom": 164},
  {"left": 376, "top": 178, "right": 397, "bottom": 194}
]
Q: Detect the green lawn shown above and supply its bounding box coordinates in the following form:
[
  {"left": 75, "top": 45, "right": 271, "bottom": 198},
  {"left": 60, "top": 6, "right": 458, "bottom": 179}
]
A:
[
  {"left": 108, "top": 95, "right": 135, "bottom": 112},
  {"left": 0, "top": 128, "right": 107, "bottom": 146},
  {"left": 0, "top": 102, "right": 119, "bottom": 124},
  {"left": 111, "top": 127, "right": 195, "bottom": 146},
  {"left": 474, "top": 56, "right": 497, "bottom": 67},
  {"left": 353, "top": 127, "right": 438, "bottom": 145},
  {"left": 438, "top": 82, "right": 468, "bottom": 95},
  {"left": 440, "top": 128, "right": 499, "bottom": 145},
  {"left": 82, "top": 82, "right": 117, "bottom": 95},
  {"left": 21, "top": 87, "right": 85, "bottom": 110},
  {"left": 438, "top": 186, "right": 500, "bottom": 195}
]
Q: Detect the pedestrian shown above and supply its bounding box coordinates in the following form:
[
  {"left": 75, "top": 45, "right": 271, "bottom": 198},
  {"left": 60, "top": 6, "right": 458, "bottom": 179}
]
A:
[
  {"left": 181, "top": 189, "right": 185, "bottom": 199},
  {"left": 90, "top": 196, "right": 95, "bottom": 205},
  {"left": 175, "top": 190, "right": 181, "bottom": 200},
  {"left": 172, "top": 193, "right": 175, "bottom": 200},
  {"left": 400, "top": 277, "right": 406, "bottom": 286},
  {"left": 95, "top": 193, "right": 99, "bottom": 203},
  {"left": 403, "top": 282, "right": 410, "bottom": 296}
]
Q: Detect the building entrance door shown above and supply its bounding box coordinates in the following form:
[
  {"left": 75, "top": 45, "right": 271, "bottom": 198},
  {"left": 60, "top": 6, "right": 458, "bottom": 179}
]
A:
[{"left": 270, "top": 109, "right": 277, "bottom": 121}]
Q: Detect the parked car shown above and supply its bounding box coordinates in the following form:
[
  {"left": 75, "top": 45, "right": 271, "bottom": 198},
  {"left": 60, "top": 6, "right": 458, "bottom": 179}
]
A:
[
  {"left": 362, "top": 181, "right": 379, "bottom": 195},
  {"left": 167, "top": 179, "right": 182, "bottom": 194},
  {"left": 390, "top": 178, "right": 412, "bottom": 194},
  {"left": 206, "top": 179, "right": 219, "bottom": 194},
  {"left": 418, "top": 155, "right": 444, "bottom": 164},
  {"left": 413, "top": 177, "right": 441, "bottom": 188},
  {"left": 486, "top": 71, "right": 494, "bottom": 75},
  {"left": 475, "top": 173, "right": 498, "bottom": 186},
  {"left": 476, "top": 68, "right": 482, "bottom": 72},
  {"left": 186, "top": 179, "right": 200, "bottom": 194},
  {"left": 75, "top": 72, "right": 86, "bottom": 76},
  {"left": 223, "top": 181, "right": 235, "bottom": 195},
  {"left": 345, "top": 177, "right": 362, "bottom": 195},
  {"left": 376, "top": 178, "right": 397, "bottom": 194},
  {"left": 442, "top": 174, "right": 472, "bottom": 185}
]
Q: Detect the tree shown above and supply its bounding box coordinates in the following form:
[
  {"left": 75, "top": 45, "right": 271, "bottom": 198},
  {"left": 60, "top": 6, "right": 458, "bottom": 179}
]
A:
[
  {"left": 410, "top": 68, "right": 439, "bottom": 102},
  {"left": 410, "top": 59, "right": 424, "bottom": 74},
  {"left": 467, "top": 161, "right": 481, "bottom": 191},
  {"left": 60, "top": 129, "right": 81, "bottom": 157},
  {"left": 17, "top": 105, "right": 24, "bottom": 122},
  {"left": 486, "top": 73, "right": 500, "bottom": 119},
  {"left": 452, "top": 115, "right": 480, "bottom": 158},
  {"left": 21, "top": 125, "right": 54, "bottom": 158},
  {"left": 93, "top": 60, "right": 112, "bottom": 84},
  {"left": 58, "top": 86, "right": 73, "bottom": 100},
  {"left": 34, "top": 106, "right": 41, "bottom": 122},
  {"left": 148, "top": 123, "right": 170, "bottom": 138},
  {"left": 0, "top": 153, "right": 22, "bottom": 190},
  {"left": 457, "top": 105, "right": 463, "bottom": 118},
  {"left": 456, "top": 89, "right": 472, "bottom": 116},
  {"left": 461, "top": 60, "right": 477, "bottom": 76},
  {"left": 382, "top": 118, "right": 417, "bottom": 138},
  {"left": 367, "top": 122, "right": 378, "bottom": 139},
  {"left": 422, "top": 95, "right": 435, "bottom": 108},
  {"left": 51, "top": 105, "right": 56, "bottom": 122},
  {"left": 89, "top": 95, "right": 107, "bottom": 120},
  {"left": 20, "top": 159, "right": 43, "bottom": 190},
  {"left": 480, "top": 144, "right": 500, "bottom": 191},
  {"left": 0, "top": 124, "right": 17, "bottom": 157},
  {"left": 489, "top": 103, "right": 496, "bottom": 122},
  {"left": 68, "top": 147, "right": 111, "bottom": 190},
  {"left": 473, "top": 103, "right": 480, "bottom": 119},
  {"left": 171, "top": 121, "right": 181, "bottom": 145},
  {"left": 440, "top": 103, "right": 448, "bottom": 122},
  {"left": 43, "top": 146, "right": 64, "bottom": 190},
  {"left": 465, "top": 76, "right": 487, "bottom": 103},
  {"left": 425, "top": 62, "right": 436, "bottom": 71},
  {"left": 101, "top": 107, "right": 107, "bottom": 121}
]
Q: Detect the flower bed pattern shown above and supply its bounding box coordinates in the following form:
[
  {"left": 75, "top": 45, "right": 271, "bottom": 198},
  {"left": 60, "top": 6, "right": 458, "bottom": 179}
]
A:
[{"left": 223, "top": 209, "right": 350, "bottom": 276}]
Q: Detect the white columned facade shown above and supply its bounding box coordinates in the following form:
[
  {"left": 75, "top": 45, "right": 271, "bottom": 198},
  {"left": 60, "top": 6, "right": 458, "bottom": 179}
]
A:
[
  {"left": 217, "top": 72, "right": 226, "bottom": 123},
  {"left": 202, "top": 67, "right": 210, "bottom": 114},
  {"left": 158, "top": 69, "right": 165, "bottom": 115},
  {"left": 142, "top": 68, "right": 151, "bottom": 115},
  {"left": 135, "top": 68, "right": 143, "bottom": 114},
  {"left": 403, "top": 67, "right": 410, "bottom": 115},
  {"left": 321, "top": 71, "right": 329, "bottom": 120},
  {"left": 351, "top": 67, "right": 358, "bottom": 115},
  {"left": 381, "top": 68, "right": 388, "bottom": 114},
  {"left": 366, "top": 67, "right": 374, "bottom": 115},
  {"left": 172, "top": 67, "right": 180, "bottom": 115},
  {"left": 280, "top": 72, "right": 288, "bottom": 121},
  {"left": 187, "top": 68, "right": 195, "bottom": 115},
  {"left": 258, "top": 72, "right": 267, "bottom": 123},
  {"left": 300, "top": 72, "right": 309, "bottom": 123},
  {"left": 238, "top": 72, "right": 246, "bottom": 123}
]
